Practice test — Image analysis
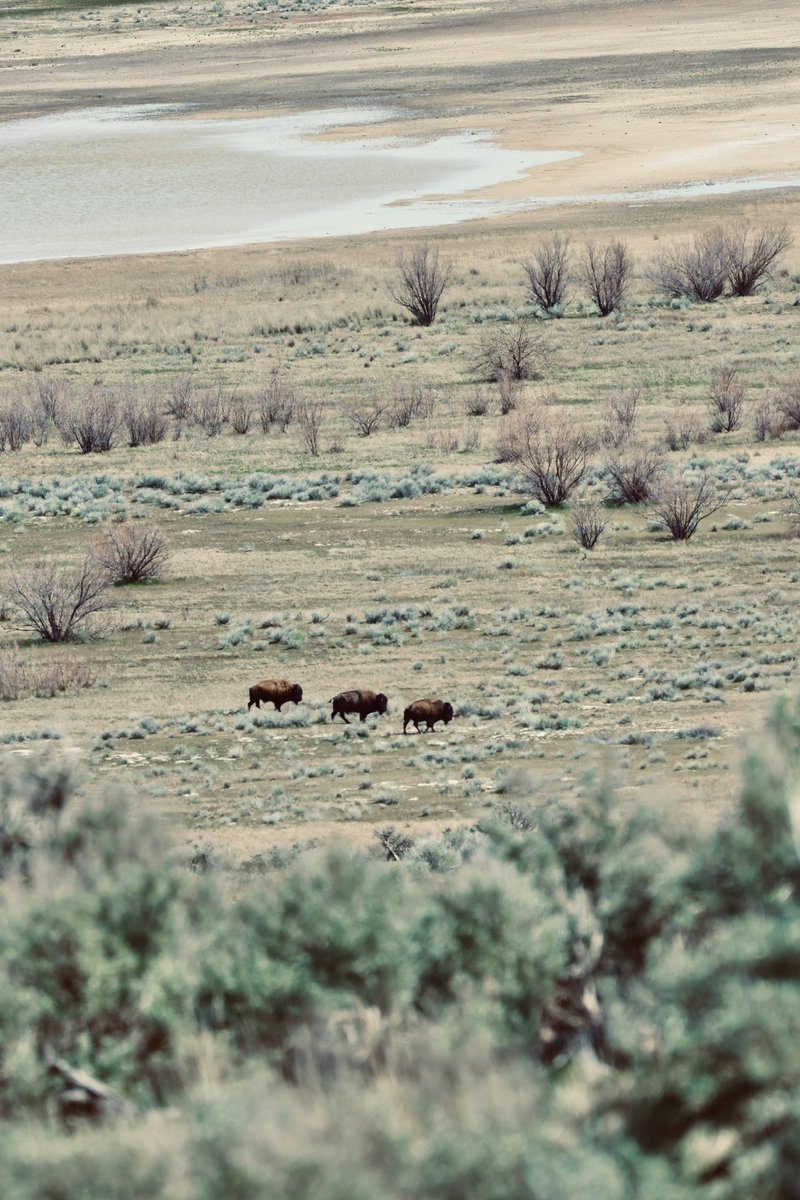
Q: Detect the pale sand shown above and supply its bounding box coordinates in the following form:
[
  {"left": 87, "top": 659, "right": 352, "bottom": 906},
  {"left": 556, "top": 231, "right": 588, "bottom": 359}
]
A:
[{"left": 1, "top": 0, "right": 798, "bottom": 237}]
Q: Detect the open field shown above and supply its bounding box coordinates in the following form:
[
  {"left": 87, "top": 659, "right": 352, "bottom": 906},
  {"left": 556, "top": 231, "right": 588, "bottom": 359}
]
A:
[{"left": 1, "top": 0, "right": 799, "bottom": 868}]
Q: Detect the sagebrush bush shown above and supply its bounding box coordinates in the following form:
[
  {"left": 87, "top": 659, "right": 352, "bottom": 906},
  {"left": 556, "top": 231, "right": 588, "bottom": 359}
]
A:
[{"left": 4, "top": 697, "right": 800, "bottom": 1200}]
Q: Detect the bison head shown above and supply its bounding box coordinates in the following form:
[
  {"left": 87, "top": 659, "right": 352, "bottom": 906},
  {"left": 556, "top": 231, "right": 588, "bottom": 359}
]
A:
[
  {"left": 376, "top": 693, "right": 388, "bottom": 714},
  {"left": 291, "top": 684, "right": 303, "bottom": 703},
  {"left": 442, "top": 702, "right": 454, "bottom": 723}
]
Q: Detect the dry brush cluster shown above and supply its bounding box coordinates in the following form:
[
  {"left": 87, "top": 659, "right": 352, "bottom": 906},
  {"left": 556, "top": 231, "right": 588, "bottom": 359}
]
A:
[{"left": 6, "top": 523, "right": 170, "bottom": 644}]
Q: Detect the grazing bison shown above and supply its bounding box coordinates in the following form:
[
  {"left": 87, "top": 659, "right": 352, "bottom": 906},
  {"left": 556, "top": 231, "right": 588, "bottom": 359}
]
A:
[
  {"left": 331, "top": 689, "right": 388, "bottom": 724},
  {"left": 248, "top": 679, "right": 303, "bottom": 711},
  {"left": 403, "top": 698, "right": 454, "bottom": 734}
]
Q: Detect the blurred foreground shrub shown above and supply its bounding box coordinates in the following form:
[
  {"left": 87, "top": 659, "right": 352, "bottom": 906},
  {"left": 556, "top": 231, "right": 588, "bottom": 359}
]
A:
[{"left": 2, "top": 697, "right": 800, "bottom": 1198}]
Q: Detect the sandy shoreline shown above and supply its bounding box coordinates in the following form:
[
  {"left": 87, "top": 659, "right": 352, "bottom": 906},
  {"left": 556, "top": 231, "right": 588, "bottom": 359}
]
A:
[{"left": 3, "top": 0, "right": 799, "bottom": 205}]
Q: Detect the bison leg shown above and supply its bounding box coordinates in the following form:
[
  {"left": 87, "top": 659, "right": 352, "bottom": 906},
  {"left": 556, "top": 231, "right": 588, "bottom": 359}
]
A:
[
  {"left": 248, "top": 697, "right": 260, "bottom": 711},
  {"left": 332, "top": 708, "right": 349, "bottom": 723},
  {"left": 274, "top": 701, "right": 284, "bottom": 711}
]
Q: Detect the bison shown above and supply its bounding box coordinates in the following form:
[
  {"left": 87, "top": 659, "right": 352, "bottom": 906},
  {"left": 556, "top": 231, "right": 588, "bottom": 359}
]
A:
[
  {"left": 331, "top": 689, "right": 388, "bottom": 724},
  {"left": 403, "top": 698, "right": 454, "bottom": 734},
  {"left": 247, "top": 679, "right": 303, "bottom": 711}
]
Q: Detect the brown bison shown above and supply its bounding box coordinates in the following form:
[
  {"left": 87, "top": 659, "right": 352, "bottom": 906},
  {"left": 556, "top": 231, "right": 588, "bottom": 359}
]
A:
[
  {"left": 248, "top": 679, "right": 303, "bottom": 711},
  {"left": 331, "top": 689, "right": 388, "bottom": 724},
  {"left": 403, "top": 698, "right": 454, "bottom": 734}
]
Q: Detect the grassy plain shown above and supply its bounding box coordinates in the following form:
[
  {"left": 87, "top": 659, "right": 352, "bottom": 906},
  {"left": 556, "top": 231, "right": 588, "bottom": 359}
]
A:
[{"left": 1, "top": 0, "right": 799, "bottom": 865}]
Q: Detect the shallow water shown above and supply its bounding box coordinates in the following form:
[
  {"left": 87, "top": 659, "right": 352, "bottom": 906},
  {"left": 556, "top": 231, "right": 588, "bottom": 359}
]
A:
[
  {"left": 0, "top": 104, "right": 579, "bottom": 263},
  {"left": 2, "top": 104, "right": 798, "bottom": 264}
]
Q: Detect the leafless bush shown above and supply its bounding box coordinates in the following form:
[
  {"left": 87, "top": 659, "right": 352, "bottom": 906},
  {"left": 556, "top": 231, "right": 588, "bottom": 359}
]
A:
[
  {"left": 581, "top": 240, "right": 633, "bottom": 315},
  {"left": 230, "top": 394, "right": 254, "bottom": 435},
  {"left": 345, "top": 395, "right": 384, "bottom": 437},
  {"left": 570, "top": 500, "right": 607, "bottom": 549},
  {"left": 257, "top": 364, "right": 295, "bottom": 433},
  {"left": 462, "top": 427, "right": 482, "bottom": 453},
  {"left": 167, "top": 374, "right": 195, "bottom": 423},
  {"left": 32, "top": 375, "right": 63, "bottom": 423},
  {"left": 123, "top": 394, "right": 167, "bottom": 447},
  {"left": 297, "top": 398, "right": 325, "bottom": 457},
  {"left": 465, "top": 388, "right": 491, "bottom": 417},
  {"left": 57, "top": 389, "right": 121, "bottom": 453},
  {"left": 0, "top": 404, "right": 32, "bottom": 451},
  {"left": 389, "top": 242, "right": 451, "bottom": 326},
  {"left": 724, "top": 223, "right": 792, "bottom": 296},
  {"left": 649, "top": 228, "right": 729, "bottom": 302},
  {"left": 663, "top": 415, "right": 708, "bottom": 452},
  {"left": 601, "top": 388, "right": 640, "bottom": 447},
  {"left": 96, "top": 523, "right": 171, "bottom": 585},
  {"left": 651, "top": 471, "right": 731, "bottom": 540},
  {"left": 785, "top": 491, "right": 800, "bottom": 534},
  {"left": 9, "top": 555, "right": 114, "bottom": 642},
  {"left": 0, "top": 645, "right": 93, "bottom": 700},
  {"left": 26, "top": 376, "right": 64, "bottom": 444},
  {"left": 604, "top": 442, "right": 664, "bottom": 504},
  {"left": 521, "top": 234, "right": 571, "bottom": 315},
  {"left": 388, "top": 381, "right": 435, "bottom": 428},
  {"left": 708, "top": 364, "right": 745, "bottom": 433},
  {"left": 497, "top": 371, "right": 522, "bottom": 415},
  {"left": 501, "top": 407, "right": 594, "bottom": 506},
  {"left": 472, "top": 319, "right": 551, "bottom": 382},
  {"left": 196, "top": 385, "right": 232, "bottom": 437},
  {"left": 775, "top": 377, "right": 800, "bottom": 431},
  {"left": 753, "top": 398, "right": 781, "bottom": 442}
]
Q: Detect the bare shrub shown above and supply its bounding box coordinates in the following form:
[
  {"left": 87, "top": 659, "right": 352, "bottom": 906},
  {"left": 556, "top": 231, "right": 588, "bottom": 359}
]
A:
[
  {"left": 753, "top": 398, "right": 781, "bottom": 442},
  {"left": 521, "top": 234, "right": 571, "bottom": 315},
  {"left": 581, "top": 240, "right": 632, "bottom": 315},
  {"left": 497, "top": 371, "right": 522, "bottom": 415},
  {"left": 724, "top": 223, "right": 792, "bottom": 296},
  {"left": 472, "top": 319, "right": 551, "bottom": 382},
  {"left": 57, "top": 389, "right": 121, "bottom": 453},
  {"left": 195, "top": 385, "right": 232, "bottom": 437},
  {"left": 651, "top": 471, "right": 731, "bottom": 540},
  {"left": 97, "top": 523, "right": 170, "bottom": 585},
  {"left": 389, "top": 242, "right": 451, "bottom": 326},
  {"left": 345, "top": 395, "right": 384, "bottom": 437},
  {"left": 785, "top": 491, "right": 800, "bottom": 534},
  {"left": 570, "top": 500, "right": 607, "bottom": 549},
  {"left": 10, "top": 555, "right": 113, "bottom": 642},
  {"left": 502, "top": 407, "right": 594, "bottom": 506},
  {"left": 297, "top": 398, "right": 325, "bottom": 457},
  {"left": 257, "top": 364, "right": 295, "bottom": 433},
  {"left": 604, "top": 443, "right": 665, "bottom": 504},
  {"left": 0, "top": 645, "right": 93, "bottom": 700},
  {"left": 123, "top": 394, "right": 167, "bottom": 447},
  {"left": 167, "top": 374, "right": 195, "bottom": 423},
  {"left": 388, "top": 381, "right": 435, "bottom": 429},
  {"left": 230, "top": 394, "right": 253, "bottom": 435},
  {"left": 27, "top": 376, "right": 64, "bottom": 445},
  {"left": 0, "top": 404, "right": 32, "bottom": 451},
  {"left": 33, "top": 375, "right": 63, "bottom": 423},
  {"left": 465, "top": 388, "right": 491, "bottom": 417},
  {"left": 601, "top": 388, "right": 640, "bottom": 447},
  {"left": 708, "top": 364, "right": 745, "bottom": 433},
  {"left": 775, "top": 378, "right": 800, "bottom": 431},
  {"left": 649, "top": 229, "right": 729, "bottom": 302},
  {"left": 663, "top": 415, "right": 708, "bottom": 452}
]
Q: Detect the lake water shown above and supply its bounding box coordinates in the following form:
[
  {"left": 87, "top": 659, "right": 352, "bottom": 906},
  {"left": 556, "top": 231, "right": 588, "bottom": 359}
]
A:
[
  {"left": 0, "top": 104, "right": 579, "bottom": 263},
  {"left": 2, "top": 104, "right": 798, "bottom": 264}
]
